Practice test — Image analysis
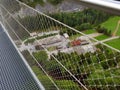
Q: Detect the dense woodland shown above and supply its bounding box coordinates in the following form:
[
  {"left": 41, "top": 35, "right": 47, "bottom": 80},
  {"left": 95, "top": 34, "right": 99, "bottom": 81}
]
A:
[
  {"left": 19, "top": 9, "right": 112, "bottom": 38},
  {"left": 19, "top": 0, "right": 63, "bottom": 7},
  {"left": 34, "top": 45, "right": 120, "bottom": 90},
  {"left": 22, "top": 50, "right": 80, "bottom": 90},
  {"left": 48, "top": 0, "right": 63, "bottom": 5},
  {"left": 49, "top": 9, "right": 111, "bottom": 29},
  {"left": 22, "top": 43, "right": 120, "bottom": 90}
]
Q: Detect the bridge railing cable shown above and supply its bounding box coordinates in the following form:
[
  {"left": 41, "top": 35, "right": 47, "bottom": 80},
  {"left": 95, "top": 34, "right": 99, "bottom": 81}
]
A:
[{"left": 0, "top": 0, "right": 120, "bottom": 90}]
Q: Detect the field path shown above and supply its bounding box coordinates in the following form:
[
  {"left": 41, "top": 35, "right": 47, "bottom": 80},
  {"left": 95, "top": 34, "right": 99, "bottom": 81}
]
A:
[
  {"left": 112, "top": 20, "right": 120, "bottom": 36},
  {"left": 87, "top": 32, "right": 102, "bottom": 38},
  {"left": 101, "top": 36, "right": 119, "bottom": 43}
]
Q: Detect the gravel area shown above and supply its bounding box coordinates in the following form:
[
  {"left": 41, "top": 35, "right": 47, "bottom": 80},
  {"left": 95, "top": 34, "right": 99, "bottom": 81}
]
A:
[{"left": 35, "top": 0, "right": 86, "bottom": 13}]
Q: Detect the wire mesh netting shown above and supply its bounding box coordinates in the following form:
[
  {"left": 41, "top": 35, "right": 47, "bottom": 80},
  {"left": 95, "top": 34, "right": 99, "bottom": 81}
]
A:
[
  {"left": 0, "top": 0, "right": 120, "bottom": 90},
  {"left": 0, "top": 19, "right": 42, "bottom": 90}
]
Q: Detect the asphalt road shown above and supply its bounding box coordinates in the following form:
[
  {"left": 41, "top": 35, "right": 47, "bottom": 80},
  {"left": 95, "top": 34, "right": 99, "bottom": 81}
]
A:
[{"left": 0, "top": 25, "right": 41, "bottom": 90}]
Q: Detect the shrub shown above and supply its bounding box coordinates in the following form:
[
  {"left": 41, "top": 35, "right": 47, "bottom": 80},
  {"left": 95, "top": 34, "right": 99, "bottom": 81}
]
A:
[
  {"left": 48, "top": 0, "right": 63, "bottom": 5},
  {"left": 55, "top": 80, "right": 80, "bottom": 90},
  {"left": 33, "top": 51, "right": 48, "bottom": 64}
]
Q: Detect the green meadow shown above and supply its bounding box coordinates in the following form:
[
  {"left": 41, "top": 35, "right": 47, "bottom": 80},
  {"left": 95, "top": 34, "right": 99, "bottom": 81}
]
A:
[
  {"left": 101, "top": 16, "right": 120, "bottom": 36},
  {"left": 105, "top": 38, "right": 120, "bottom": 50}
]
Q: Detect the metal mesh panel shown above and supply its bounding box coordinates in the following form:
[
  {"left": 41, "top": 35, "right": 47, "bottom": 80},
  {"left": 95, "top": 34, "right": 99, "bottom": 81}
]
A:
[
  {"left": 0, "top": 24, "right": 41, "bottom": 90},
  {"left": 0, "top": 0, "right": 120, "bottom": 90}
]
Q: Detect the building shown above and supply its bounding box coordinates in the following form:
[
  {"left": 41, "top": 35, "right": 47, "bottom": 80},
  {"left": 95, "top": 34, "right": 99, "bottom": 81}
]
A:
[
  {"left": 38, "top": 35, "right": 62, "bottom": 45},
  {"left": 81, "top": 40, "right": 89, "bottom": 45},
  {"left": 30, "top": 32, "right": 37, "bottom": 37},
  {"left": 82, "top": 45, "right": 96, "bottom": 53},
  {"left": 35, "top": 45, "right": 44, "bottom": 50},
  {"left": 77, "top": 36, "right": 89, "bottom": 41},
  {"left": 73, "top": 45, "right": 96, "bottom": 55},
  {"left": 63, "top": 33, "right": 69, "bottom": 39},
  {"left": 71, "top": 40, "right": 81, "bottom": 46}
]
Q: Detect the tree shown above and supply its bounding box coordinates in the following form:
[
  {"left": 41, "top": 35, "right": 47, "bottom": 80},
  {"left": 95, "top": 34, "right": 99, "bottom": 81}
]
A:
[
  {"left": 75, "top": 23, "right": 92, "bottom": 31},
  {"left": 48, "top": 0, "right": 63, "bottom": 5},
  {"left": 55, "top": 80, "right": 80, "bottom": 90},
  {"left": 50, "top": 9, "right": 111, "bottom": 29},
  {"left": 33, "top": 51, "right": 48, "bottom": 64}
]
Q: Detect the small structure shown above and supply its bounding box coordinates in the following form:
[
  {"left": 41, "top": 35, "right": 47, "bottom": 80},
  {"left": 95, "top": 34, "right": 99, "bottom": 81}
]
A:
[
  {"left": 82, "top": 45, "right": 95, "bottom": 53},
  {"left": 35, "top": 45, "right": 44, "bottom": 50},
  {"left": 81, "top": 40, "right": 89, "bottom": 45},
  {"left": 39, "top": 35, "right": 62, "bottom": 45},
  {"left": 78, "top": 36, "right": 89, "bottom": 41},
  {"left": 60, "top": 48, "right": 74, "bottom": 54},
  {"left": 56, "top": 45, "right": 63, "bottom": 50},
  {"left": 27, "top": 43, "right": 36, "bottom": 52},
  {"left": 73, "top": 45, "right": 96, "bottom": 55},
  {"left": 63, "top": 33, "right": 69, "bottom": 39},
  {"left": 30, "top": 32, "right": 37, "bottom": 37},
  {"left": 71, "top": 40, "right": 81, "bottom": 46}
]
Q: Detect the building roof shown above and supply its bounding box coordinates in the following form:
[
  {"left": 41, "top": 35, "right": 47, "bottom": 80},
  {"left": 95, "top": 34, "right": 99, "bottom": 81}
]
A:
[
  {"left": 30, "top": 32, "right": 37, "bottom": 36},
  {"left": 71, "top": 40, "right": 81, "bottom": 46},
  {"left": 38, "top": 35, "right": 61, "bottom": 45},
  {"left": 78, "top": 36, "right": 89, "bottom": 40},
  {"left": 63, "top": 33, "right": 69, "bottom": 38}
]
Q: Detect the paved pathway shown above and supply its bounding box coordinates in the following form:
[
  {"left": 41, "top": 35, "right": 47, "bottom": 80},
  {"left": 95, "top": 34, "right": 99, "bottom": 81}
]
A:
[
  {"left": 113, "top": 20, "right": 120, "bottom": 36},
  {"left": 92, "top": 36, "right": 119, "bottom": 45},
  {"left": 87, "top": 33, "right": 102, "bottom": 38},
  {"left": 101, "top": 36, "right": 119, "bottom": 43}
]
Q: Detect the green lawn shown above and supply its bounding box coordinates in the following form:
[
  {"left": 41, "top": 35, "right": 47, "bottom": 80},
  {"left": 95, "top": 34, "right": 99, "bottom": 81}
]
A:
[
  {"left": 47, "top": 46, "right": 56, "bottom": 51},
  {"left": 101, "top": 16, "right": 120, "bottom": 35},
  {"left": 105, "top": 38, "right": 120, "bottom": 50},
  {"left": 24, "top": 38, "right": 35, "bottom": 44},
  {"left": 95, "top": 34, "right": 109, "bottom": 40},
  {"left": 82, "top": 29, "right": 96, "bottom": 34}
]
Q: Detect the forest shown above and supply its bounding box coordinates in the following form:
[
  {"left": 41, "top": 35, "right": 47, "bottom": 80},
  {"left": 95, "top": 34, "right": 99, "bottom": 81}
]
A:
[
  {"left": 22, "top": 44, "right": 120, "bottom": 90},
  {"left": 19, "top": 8, "right": 120, "bottom": 90},
  {"left": 19, "top": 9, "right": 112, "bottom": 39},
  {"left": 19, "top": 0, "right": 63, "bottom": 7},
  {"left": 49, "top": 9, "right": 111, "bottom": 30}
]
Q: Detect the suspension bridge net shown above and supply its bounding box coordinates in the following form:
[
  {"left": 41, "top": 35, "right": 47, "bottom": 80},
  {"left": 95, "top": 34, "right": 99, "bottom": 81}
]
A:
[{"left": 0, "top": 0, "right": 120, "bottom": 90}]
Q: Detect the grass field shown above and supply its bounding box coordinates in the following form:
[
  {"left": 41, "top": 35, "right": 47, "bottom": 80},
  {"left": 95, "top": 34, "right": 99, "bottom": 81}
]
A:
[
  {"left": 82, "top": 29, "right": 96, "bottom": 34},
  {"left": 101, "top": 16, "right": 120, "bottom": 36},
  {"left": 105, "top": 38, "right": 120, "bottom": 50},
  {"left": 95, "top": 34, "right": 109, "bottom": 40}
]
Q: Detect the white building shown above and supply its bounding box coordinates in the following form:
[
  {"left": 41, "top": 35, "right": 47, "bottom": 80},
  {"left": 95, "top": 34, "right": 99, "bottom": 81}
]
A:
[
  {"left": 78, "top": 36, "right": 89, "bottom": 41},
  {"left": 63, "top": 33, "right": 69, "bottom": 39},
  {"left": 82, "top": 45, "right": 96, "bottom": 53},
  {"left": 30, "top": 32, "right": 37, "bottom": 37},
  {"left": 37, "top": 35, "right": 62, "bottom": 45}
]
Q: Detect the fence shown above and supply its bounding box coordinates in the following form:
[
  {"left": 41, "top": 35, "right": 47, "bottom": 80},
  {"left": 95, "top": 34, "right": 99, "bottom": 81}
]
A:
[{"left": 0, "top": 0, "right": 120, "bottom": 90}]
